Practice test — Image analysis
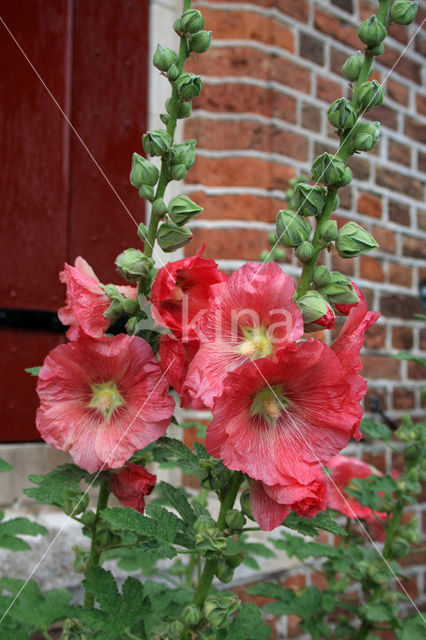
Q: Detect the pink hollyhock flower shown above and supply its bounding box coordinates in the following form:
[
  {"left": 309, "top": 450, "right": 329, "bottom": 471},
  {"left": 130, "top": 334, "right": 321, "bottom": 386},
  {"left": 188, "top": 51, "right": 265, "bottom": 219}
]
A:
[
  {"left": 250, "top": 476, "right": 328, "bottom": 531},
  {"left": 326, "top": 455, "right": 383, "bottom": 521},
  {"left": 183, "top": 262, "right": 304, "bottom": 407},
  {"left": 334, "top": 282, "right": 363, "bottom": 316},
  {"left": 150, "top": 249, "right": 227, "bottom": 338},
  {"left": 110, "top": 463, "right": 156, "bottom": 513},
  {"left": 206, "top": 340, "right": 364, "bottom": 489},
  {"left": 58, "top": 257, "right": 137, "bottom": 340},
  {"left": 36, "top": 334, "right": 174, "bottom": 472},
  {"left": 158, "top": 334, "right": 205, "bottom": 409}
]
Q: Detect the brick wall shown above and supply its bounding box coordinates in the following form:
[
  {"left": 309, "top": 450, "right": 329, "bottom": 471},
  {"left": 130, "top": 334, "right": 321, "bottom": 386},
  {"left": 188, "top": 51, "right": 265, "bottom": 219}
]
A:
[{"left": 182, "top": 0, "right": 426, "bottom": 634}]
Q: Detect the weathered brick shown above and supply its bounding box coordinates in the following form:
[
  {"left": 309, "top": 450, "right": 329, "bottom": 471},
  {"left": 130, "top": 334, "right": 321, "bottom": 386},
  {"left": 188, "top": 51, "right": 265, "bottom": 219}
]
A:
[
  {"left": 408, "top": 360, "right": 426, "bottom": 381},
  {"left": 417, "top": 209, "right": 426, "bottom": 232},
  {"left": 357, "top": 192, "right": 382, "bottom": 218},
  {"left": 311, "top": 571, "right": 328, "bottom": 590},
  {"left": 376, "top": 168, "right": 423, "bottom": 201},
  {"left": 415, "top": 32, "right": 426, "bottom": 57},
  {"left": 416, "top": 93, "right": 426, "bottom": 117},
  {"left": 364, "top": 105, "right": 398, "bottom": 130},
  {"left": 387, "top": 78, "right": 409, "bottom": 106},
  {"left": 189, "top": 157, "right": 296, "bottom": 190},
  {"left": 362, "top": 355, "right": 400, "bottom": 379},
  {"left": 186, "top": 191, "right": 282, "bottom": 223},
  {"left": 329, "top": 47, "right": 347, "bottom": 77},
  {"left": 185, "top": 119, "right": 268, "bottom": 152},
  {"left": 364, "top": 324, "right": 386, "bottom": 349},
  {"left": 314, "top": 9, "right": 360, "bottom": 49},
  {"left": 420, "top": 329, "right": 426, "bottom": 350},
  {"left": 372, "top": 226, "right": 396, "bottom": 254},
  {"left": 186, "top": 227, "right": 268, "bottom": 260},
  {"left": 392, "top": 327, "right": 413, "bottom": 350},
  {"left": 301, "top": 102, "right": 322, "bottom": 133},
  {"left": 361, "top": 451, "right": 386, "bottom": 473},
  {"left": 360, "top": 256, "right": 385, "bottom": 282},
  {"left": 280, "top": 573, "right": 306, "bottom": 590},
  {"left": 380, "top": 294, "right": 422, "bottom": 319},
  {"left": 364, "top": 386, "right": 389, "bottom": 411},
  {"left": 388, "top": 262, "right": 412, "bottom": 287},
  {"left": 396, "top": 575, "right": 418, "bottom": 600},
  {"left": 348, "top": 156, "right": 370, "bottom": 180},
  {"left": 388, "top": 139, "right": 411, "bottom": 167},
  {"left": 418, "top": 150, "right": 426, "bottom": 175},
  {"left": 201, "top": 8, "right": 294, "bottom": 51},
  {"left": 393, "top": 388, "right": 415, "bottom": 410},
  {"left": 403, "top": 235, "right": 426, "bottom": 260},
  {"left": 270, "top": 57, "right": 312, "bottom": 93},
  {"left": 332, "top": 0, "right": 353, "bottom": 13},
  {"left": 331, "top": 251, "right": 354, "bottom": 276},
  {"left": 405, "top": 116, "right": 426, "bottom": 145},
  {"left": 271, "top": 127, "right": 309, "bottom": 160},
  {"left": 316, "top": 74, "right": 343, "bottom": 103},
  {"left": 388, "top": 201, "right": 410, "bottom": 226},
  {"left": 380, "top": 46, "right": 422, "bottom": 84},
  {"left": 387, "top": 21, "right": 409, "bottom": 45},
  {"left": 288, "top": 614, "right": 302, "bottom": 638},
  {"left": 300, "top": 32, "right": 324, "bottom": 65},
  {"left": 186, "top": 46, "right": 269, "bottom": 80},
  {"left": 276, "top": 0, "right": 310, "bottom": 22}
]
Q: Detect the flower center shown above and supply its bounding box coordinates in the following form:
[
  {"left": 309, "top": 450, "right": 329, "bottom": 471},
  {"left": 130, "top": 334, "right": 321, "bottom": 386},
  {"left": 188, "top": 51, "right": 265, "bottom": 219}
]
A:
[
  {"left": 89, "top": 381, "right": 125, "bottom": 419},
  {"left": 171, "top": 284, "right": 184, "bottom": 301},
  {"left": 250, "top": 385, "right": 289, "bottom": 423},
  {"left": 239, "top": 326, "right": 273, "bottom": 360}
]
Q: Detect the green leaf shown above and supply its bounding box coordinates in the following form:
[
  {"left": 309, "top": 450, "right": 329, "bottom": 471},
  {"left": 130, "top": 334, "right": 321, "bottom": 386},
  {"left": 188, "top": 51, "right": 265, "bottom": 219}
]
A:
[
  {"left": 393, "top": 352, "right": 426, "bottom": 367},
  {"left": 23, "top": 464, "right": 95, "bottom": 510},
  {"left": 156, "top": 481, "right": 196, "bottom": 523},
  {"left": 360, "top": 418, "right": 392, "bottom": 442},
  {"left": 0, "top": 516, "right": 47, "bottom": 551},
  {"left": 272, "top": 533, "right": 340, "bottom": 561},
  {"left": 142, "top": 581, "right": 192, "bottom": 635},
  {"left": 361, "top": 601, "right": 396, "bottom": 622},
  {"left": 0, "top": 459, "right": 13, "bottom": 473},
  {"left": 282, "top": 511, "right": 346, "bottom": 537},
  {"left": 152, "top": 437, "right": 199, "bottom": 474},
  {"left": 395, "top": 614, "right": 426, "bottom": 639},
  {"left": 25, "top": 366, "right": 41, "bottom": 376},
  {"left": 228, "top": 603, "right": 271, "bottom": 639}
]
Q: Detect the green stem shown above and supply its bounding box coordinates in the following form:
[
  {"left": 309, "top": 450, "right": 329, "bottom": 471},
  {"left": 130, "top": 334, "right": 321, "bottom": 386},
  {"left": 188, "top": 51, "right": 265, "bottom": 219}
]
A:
[
  {"left": 83, "top": 476, "right": 110, "bottom": 608},
  {"left": 42, "top": 631, "right": 54, "bottom": 640},
  {"left": 125, "top": 630, "right": 143, "bottom": 640},
  {"left": 181, "top": 472, "right": 243, "bottom": 639},
  {"left": 382, "top": 502, "right": 403, "bottom": 558},
  {"left": 358, "top": 619, "right": 373, "bottom": 640},
  {"left": 186, "top": 552, "right": 197, "bottom": 588},
  {"left": 144, "top": 0, "right": 192, "bottom": 259}
]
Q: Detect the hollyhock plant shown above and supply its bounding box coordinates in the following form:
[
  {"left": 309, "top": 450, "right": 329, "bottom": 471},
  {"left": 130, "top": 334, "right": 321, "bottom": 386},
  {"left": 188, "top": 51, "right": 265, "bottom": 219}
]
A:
[
  {"left": 150, "top": 249, "right": 226, "bottom": 339},
  {"left": 36, "top": 334, "right": 174, "bottom": 471},
  {"left": 183, "top": 261, "right": 304, "bottom": 407},
  {"left": 110, "top": 463, "right": 156, "bottom": 513},
  {"left": 158, "top": 334, "right": 205, "bottom": 409},
  {"left": 334, "top": 281, "right": 363, "bottom": 315},
  {"left": 58, "top": 257, "right": 137, "bottom": 340},
  {"left": 250, "top": 476, "right": 328, "bottom": 531},
  {"left": 206, "top": 340, "right": 365, "bottom": 489}
]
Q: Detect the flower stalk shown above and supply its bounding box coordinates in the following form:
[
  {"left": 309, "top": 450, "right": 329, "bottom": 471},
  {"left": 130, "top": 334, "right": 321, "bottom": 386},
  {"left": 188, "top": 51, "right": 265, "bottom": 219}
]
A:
[{"left": 83, "top": 475, "right": 110, "bottom": 608}]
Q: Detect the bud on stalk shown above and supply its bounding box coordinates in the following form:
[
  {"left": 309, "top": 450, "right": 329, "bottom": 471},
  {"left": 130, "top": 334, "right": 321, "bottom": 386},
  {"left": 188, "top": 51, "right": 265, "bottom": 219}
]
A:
[
  {"left": 168, "top": 194, "right": 203, "bottom": 226},
  {"left": 357, "top": 80, "right": 385, "bottom": 111},
  {"left": 342, "top": 51, "right": 363, "bottom": 81},
  {"left": 276, "top": 210, "right": 312, "bottom": 247},
  {"left": 352, "top": 121, "right": 380, "bottom": 152},
  {"left": 311, "top": 153, "right": 351, "bottom": 187},
  {"left": 190, "top": 30, "right": 212, "bottom": 53},
  {"left": 390, "top": 1, "right": 418, "bottom": 25},
  {"left": 180, "top": 8, "right": 205, "bottom": 33},
  {"left": 157, "top": 222, "right": 192, "bottom": 252},
  {"left": 142, "top": 130, "right": 172, "bottom": 156},
  {"left": 175, "top": 72, "right": 203, "bottom": 99},
  {"left": 130, "top": 153, "right": 159, "bottom": 188},
  {"left": 335, "top": 221, "right": 378, "bottom": 258},
  {"left": 296, "top": 241, "right": 315, "bottom": 263},
  {"left": 358, "top": 15, "right": 387, "bottom": 47},
  {"left": 297, "top": 291, "right": 335, "bottom": 332},
  {"left": 115, "top": 249, "right": 153, "bottom": 283},
  {"left": 327, "top": 98, "right": 357, "bottom": 131},
  {"left": 153, "top": 44, "right": 177, "bottom": 72},
  {"left": 295, "top": 184, "right": 326, "bottom": 217}
]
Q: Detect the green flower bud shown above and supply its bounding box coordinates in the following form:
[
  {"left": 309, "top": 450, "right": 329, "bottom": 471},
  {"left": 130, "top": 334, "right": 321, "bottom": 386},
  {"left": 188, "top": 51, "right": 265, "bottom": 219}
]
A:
[
  {"left": 295, "top": 184, "right": 327, "bottom": 217},
  {"left": 176, "top": 101, "right": 192, "bottom": 119},
  {"left": 122, "top": 297, "right": 137, "bottom": 315},
  {"left": 367, "top": 563, "right": 388, "bottom": 584},
  {"left": 357, "top": 80, "right": 385, "bottom": 111},
  {"left": 215, "top": 560, "right": 234, "bottom": 584},
  {"left": 130, "top": 153, "right": 159, "bottom": 188},
  {"left": 61, "top": 618, "right": 91, "bottom": 640},
  {"left": 313, "top": 265, "right": 331, "bottom": 288},
  {"left": 137, "top": 222, "right": 149, "bottom": 243},
  {"left": 319, "top": 220, "right": 338, "bottom": 244},
  {"left": 152, "top": 197, "right": 168, "bottom": 217},
  {"left": 226, "top": 551, "right": 245, "bottom": 569},
  {"left": 194, "top": 514, "right": 216, "bottom": 533},
  {"left": 204, "top": 594, "right": 240, "bottom": 630},
  {"left": 115, "top": 249, "right": 153, "bottom": 283},
  {"left": 153, "top": 44, "right": 177, "bottom": 71},
  {"left": 389, "top": 536, "right": 411, "bottom": 558},
  {"left": 159, "top": 113, "right": 169, "bottom": 126},
  {"left": 170, "top": 164, "right": 187, "bottom": 180},
  {"left": 169, "top": 140, "right": 196, "bottom": 169},
  {"left": 182, "top": 604, "right": 202, "bottom": 627},
  {"left": 167, "top": 64, "right": 179, "bottom": 81},
  {"left": 157, "top": 222, "right": 192, "bottom": 252},
  {"left": 336, "top": 221, "right": 378, "bottom": 258},
  {"left": 149, "top": 620, "right": 184, "bottom": 640},
  {"left": 142, "top": 129, "right": 172, "bottom": 156},
  {"left": 139, "top": 185, "right": 154, "bottom": 202},
  {"left": 358, "top": 15, "right": 387, "bottom": 47},
  {"left": 340, "top": 167, "right": 353, "bottom": 187},
  {"left": 168, "top": 194, "right": 203, "bottom": 226},
  {"left": 240, "top": 489, "right": 254, "bottom": 520},
  {"left": 390, "top": 0, "right": 418, "bottom": 25},
  {"left": 190, "top": 30, "right": 212, "bottom": 53},
  {"left": 403, "top": 517, "right": 419, "bottom": 544},
  {"left": 327, "top": 98, "right": 358, "bottom": 130},
  {"left": 331, "top": 193, "right": 340, "bottom": 211},
  {"left": 276, "top": 209, "right": 312, "bottom": 247},
  {"left": 173, "top": 18, "right": 183, "bottom": 34},
  {"left": 195, "top": 527, "right": 227, "bottom": 554},
  {"left": 199, "top": 458, "right": 230, "bottom": 492},
  {"left": 297, "top": 290, "right": 334, "bottom": 326},
  {"left": 296, "top": 240, "right": 315, "bottom": 263},
  {"left": 175, "top": 72, "right": 203, "bottom": 99},
  {"left": 352, "top": 121, "right": 380, "bottom": 152},
  {"left": 80, "top": 510, "right": 96, "bottom": 528},
  {"left": 63, "top": 489, "right": 89, "bottom": 516},
  {"left": 311, "top": 153, "right": 348, "bottom": 187},
  {"left": 369, "top": 42, "right": 385, "bottom": 56},
  {"left": 72, "top": 544, "right": 89, "bottom": 573},
  {"left": 225, "top": 509, "right": 246, "bottom": 531},
  {"left": 181, "top": 9, "right": 205, "bottom": 33},
  {"left": 320, "top": 273, "right": 358, "bottom": 305},
  {"left": 342, "top": 51, "right": 363, "bottom": 81},
  {"left": 260, "top": 250, "right": 273, "bottom": 262}
]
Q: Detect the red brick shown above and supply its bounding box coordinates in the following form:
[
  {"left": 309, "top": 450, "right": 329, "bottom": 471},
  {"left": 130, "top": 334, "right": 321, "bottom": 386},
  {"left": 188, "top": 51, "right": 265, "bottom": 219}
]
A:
[
  {"left": 288, "top": 614, "right": 302, "bottom": 638},
  {"left": 316, "top": 74, "right": 343, "bottom": 103},
  {"left": 388, "top": 263, "right": 412, "bottom": 288},
  {"left": 360, "top": 256, "right": 385, "bottom": 282},
  {"left": 380, "top": 46, "right": 421, "bottom": 84},
  {"left": 185, "top": 191, "right": 282, "bottom": 223},
  {"left": 362, "top": 355, "right": 400, "bottom": 380},
  {"left": 361, "top": 451, "right": 386, "bottom": 473},
  {"left": 276, "top": 0, "right": 310, "bottom": 22},
  {"left": 416, "top": 93, "right": 426, "bottom": 117},
  {"left": 186, "top": 227, "right": 268, "bottom": 260},
  {"left": 392, "top": 327, "right": 414, "bottom": 350},
  {"left": 331, "top": 251, "right": 354, "bottom": 276},
  {"left": 389, "top": 201, "right": 410, "bottom": 226},
  {"left": 201, "top": 8, "right": 294, "bottom": 51},
  {"left": 311, "top": 572, "right": 328, "bottom": 590},
  {"left": 403, "top": 235, "right": 426, "bottom": 260},
  {"left": 329, "top": 47, "right": 348, "bottom": 77},
  {"left": 300, "top": 32, "right": 324, "bottom": 65},
  {"left": 281, "top": 573, "right": 306, "bottom": 590},
  {"left": 393, "top": 388, "right": 415, "bottom": 410},
  {"left": 418, "top": 150, "right": 426, "bottom": 174},
  {"left": 381, "top": 294, "right": 422, "bottom": 320},
  {"left": 301, "top": 103, "right": 322, "bottom": 133},
  {"left": 400, "top": 544, "right": 426, "bottom": 568},
  {"left": 357, "top": 192, "right": 382, "bottom": 219},
  {"left": 364, "top": 105, "right": 398, "bottom": 130},
  {"left": 314, "top": 9, "right": 360, "bottom": 49},
  {"left": 270, "top": 58, "right": 312, "bottom": 93},
  {"left": 364, "top": 386, "right": 388, "bottom": 411},
  {"left": 271, "top": 128, "right": 308, "bottom": 160},
  {"left": 417, "top": 209, "right": 426, "bottom": 232},
  {"left": 348, "top": 156, "right": 370, "bottom": 180},
  {"left": 376, "top": 168, "right": 423, "bottom": 201},
  {"left": 405, "top": 116, "right": 426, "bottom": 145},
  {"left": 186, "top": 46, "right": 270, "bottom": 80},
  {"left": 364, "top": 324, "right": 386, "bottom": 349},
  {"left": 408, "top": 360, "right": 426, "bottom": 380},
  {"left": 397, "top": 575, "right": 418, "bottom": 600},
  {"left": 387, "top": 78, "right": 409, "bottom": 106},
  {"left": 189, "top": 157, "right": 296, "bottom": 190},
  {"left": 372, "top": 226, "right": 396, "bottom": 254},
  {"left": 388, "top": 139, "right": 411, "bottom": 167}
]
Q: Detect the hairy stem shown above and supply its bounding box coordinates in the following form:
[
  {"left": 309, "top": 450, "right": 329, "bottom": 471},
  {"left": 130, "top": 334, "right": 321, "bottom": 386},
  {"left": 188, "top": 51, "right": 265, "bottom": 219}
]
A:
[{"left": 83, "top": 476, "right": 110, "bottom": 608}]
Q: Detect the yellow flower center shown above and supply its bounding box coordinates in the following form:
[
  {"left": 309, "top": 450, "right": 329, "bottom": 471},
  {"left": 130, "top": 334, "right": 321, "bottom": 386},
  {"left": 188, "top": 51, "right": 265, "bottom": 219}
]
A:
[
  {"left": 89, "top": 381, "right": 125, "bottom": 419},
  {"left": 239, "top": 326, "right": 273, "bottom": 360},
  {"left": 251, "top": 385, "right": 289, "bottom": 423}
]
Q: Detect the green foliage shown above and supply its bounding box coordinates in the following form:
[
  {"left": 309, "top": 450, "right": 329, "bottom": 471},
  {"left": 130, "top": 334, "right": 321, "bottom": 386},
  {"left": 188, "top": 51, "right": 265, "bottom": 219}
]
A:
[
  {"left": 395, "top": 614, "right": 426, "bottom": 639},
  {"left": 219, "top": 603, "right": 271, "bottom": 640},
  {"left": 142, "top": 580, "right": 192, "bottom": 635},
  {"left": 282, "top": 511, "right": 346, "bottom": 537},
  {"left": 151, "top": 437, "right": 199, "bottom": 475},
  {"left": 0, "top": 458, "right": 13, "bottom": 473},
  {"left": 272, "top": 531, "right": 340, "bottom": 561},
  {"left": 24, "top": 366, "right": 41, "bottom": 376},
  {"left": 0, "top": 512, "right": 46, "bottom": 551},
  {"left": 360, "top": 417, "right": 392, "bottom": 441},
  {"left": 24, "top": 464, "right": 97, "bottom": 512},
  {"left": 393, "top": 352, "right": 426, "bottom": 367},
  {"left": 156, "top": 481, "right": 196, "bottom": 524}
]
